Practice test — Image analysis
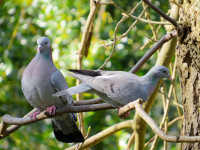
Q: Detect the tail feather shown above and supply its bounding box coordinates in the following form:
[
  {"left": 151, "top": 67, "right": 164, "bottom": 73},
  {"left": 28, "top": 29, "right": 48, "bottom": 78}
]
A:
[
  {"left": 68, "top": 69, "right": 101, "bottom": 77},
  {"left": 52, "top": 114, "right": 84, "bottom": 143},
  {"left": 53, "top": 83, "right": 92, "bottom": 97}
]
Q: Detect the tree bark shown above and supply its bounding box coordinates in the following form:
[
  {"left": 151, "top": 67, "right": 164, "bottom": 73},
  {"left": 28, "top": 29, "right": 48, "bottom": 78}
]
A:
[{"left": 177, "top": 0, "right": 200, "bottom": 149}]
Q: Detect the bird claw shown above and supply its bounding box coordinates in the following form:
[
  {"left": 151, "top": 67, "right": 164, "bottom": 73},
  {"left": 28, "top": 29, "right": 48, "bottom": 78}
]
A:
[
  {"left": 47, "top": 105, "right": 56, "bottom": 115},
  {"left": 116, "top": 108, "right": 130, "bottom": 119},
  {"left": 30, "top": 111, "right": 41, "bottom": 120},
  {"left": 119, "top": 112, "right": 130, "bottom": 119}
]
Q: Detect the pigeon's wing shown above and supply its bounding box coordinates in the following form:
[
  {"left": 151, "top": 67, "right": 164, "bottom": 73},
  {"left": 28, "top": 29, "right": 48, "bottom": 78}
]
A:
[
  {"left": 68, "top": 73, "right": 149, "bottom": 105},
  {"left": 91, "top": 75, "right": 149, "bottom": 104},
  {"left": 68, "top": 69, "right": 133, "bottom": 76},
  {"left": 51, "top": 70, "right": 73, "bottom": 105},
  {"left": 51, "top": 70, "right": 84, "bottom": 143}
]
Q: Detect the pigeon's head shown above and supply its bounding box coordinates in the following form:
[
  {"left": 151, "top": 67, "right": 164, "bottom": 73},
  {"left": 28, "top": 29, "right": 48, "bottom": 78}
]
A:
[
  {"left": 150, "top": 65, "right": 171, "bottom": 80},
  {"left": 37, "top": 37, "right": 51, "bottom": 53}
]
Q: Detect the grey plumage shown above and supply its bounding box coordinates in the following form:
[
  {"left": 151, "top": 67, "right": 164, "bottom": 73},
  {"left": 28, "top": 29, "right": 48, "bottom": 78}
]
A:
[
  {"left": 53, "top": 66, "right": 171, "bottom": 107},
  {"left": 21, "top": 37, "right": 84, "bottom": 143}
]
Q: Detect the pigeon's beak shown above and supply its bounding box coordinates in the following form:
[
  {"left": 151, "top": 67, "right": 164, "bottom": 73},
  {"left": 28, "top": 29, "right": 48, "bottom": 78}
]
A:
[
  {"left": 168, "top": 74, "right": 172, "bottom": 80},
  {"left": 37, "top": 46, "right": 42, "bottom": 52}
]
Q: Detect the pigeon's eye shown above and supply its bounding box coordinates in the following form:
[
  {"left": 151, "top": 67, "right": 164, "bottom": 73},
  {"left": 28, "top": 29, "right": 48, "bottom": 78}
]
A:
[
  {"left": 45, "top": 42, "right": 48, "bottom": 45},
  {"left": 163, "top": 70, "right": 166, "bottom": 73}
]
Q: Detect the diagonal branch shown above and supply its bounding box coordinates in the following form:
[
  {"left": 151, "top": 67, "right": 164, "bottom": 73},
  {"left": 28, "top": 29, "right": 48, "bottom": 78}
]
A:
[
  {"left": 0, "top": 103, "right": 115, "bottom": 139},
  {"left": 66, "top": 120, "right": 133, "bottom": 150},
  {"left": 135, "top": 101, "right": 200, "bottom": 142},
  {"left": 142, "top": 0, "right": 183, "bottom": 35},
  {"left": 129, "top": 30, "right": 178, "bottom": 73}
]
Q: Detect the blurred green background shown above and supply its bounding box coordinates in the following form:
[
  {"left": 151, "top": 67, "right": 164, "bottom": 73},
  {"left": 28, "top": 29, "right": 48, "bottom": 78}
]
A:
[{"left": 0, "top": 0, "right": 181, "bottom": 149}]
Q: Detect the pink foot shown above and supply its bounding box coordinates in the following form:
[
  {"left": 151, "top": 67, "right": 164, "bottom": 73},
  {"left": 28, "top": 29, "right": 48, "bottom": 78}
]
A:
[
  {"left": 117, "top": 108, "right": 130, "bottom": 119},
  {"left": 47, "top": 105, "right": 56, "bottom": 115},
  {"left": 120, "top": 112, "right": 130, "bottom": 119},
  {"left": 30, "top": 111, "right": 41, "bottom": 120}
]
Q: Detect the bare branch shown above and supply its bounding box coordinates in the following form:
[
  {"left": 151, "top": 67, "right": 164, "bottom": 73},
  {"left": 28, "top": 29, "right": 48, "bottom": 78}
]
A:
[
  {"left": 100, "top": 5, "right": 148, "bottom": 48},
  {"left": 66, "top": 120, "right": 132, "bottom": 150},
  {"left": 135, "top": 101, "right": 200, "bottom": 142},
  {"left": 129, "top": 30, "right": 178, "bottom": 73},
  {"left": 98, "top": 1, "right": 182, "bottom": 25},
  {"left": 145, "top": 116, "right": 183, "bottom": 147},
  {"left": 0, "top": 109, "right": 37, "bottom": 139},
  {"left": 76, "top": 0, "right": 100, "bottom": 136},
  {"left": 168, "top": 116, "right": 183, "bottom": 127},
  {"left": 172, "top": 101, "right": 183, "bottom": 109},
  {"left": 117, "top": 100, "right": 143, "bottom": 118},
  {"left": 126, "top": 132, "right": 135, "bottom": 150},
  {"left": 74, "top": 97, "right": 103, "bottom": 106},
  {"left": 0, "top": 103, "right": 115, "bottom": 139},
  {"left": 98, "top": 10, "right": 125, "bottom": 69}
]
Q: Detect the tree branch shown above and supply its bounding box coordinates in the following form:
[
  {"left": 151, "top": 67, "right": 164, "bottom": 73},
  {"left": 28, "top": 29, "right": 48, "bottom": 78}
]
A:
[
  {"left": 100, "top": 4, "right": 148, "bottom": 48},
  {"left": 73, "top": 97, "right": 103, "bottom": 105},
  {"left": 135, "top": 101, "right": 200, "bottom": 142},
  {"left": 145, "top": 116, "right": 183, "bottom": 147},
  {"left": 0, "top": 103, "right": 115, "bottom": 139},
  {"left": 126, "top": 132, "right": 135, "bottom": 150},
  {"left": 129, "top": 30, "right": 178, "bottom": 73},
  {"left": 142, "top": 0, "right": 183, "bottom": 35},
  {"left": 66, "top": 120, "right": 132, "bottom": 150},
  {"left": 98, "top": 1, "right": 182, "bottom": 25},
  {"left": 117, "top": 100, "right": 142, "bottom": 118},
  {"left": 76, "top": 0, "right": 100, "bottom": 136}
]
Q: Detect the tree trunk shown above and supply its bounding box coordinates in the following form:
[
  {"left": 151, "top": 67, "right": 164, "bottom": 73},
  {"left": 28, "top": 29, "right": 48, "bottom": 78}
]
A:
[{"left": 177, "top": 0, "right": 200, "bottom": 149}]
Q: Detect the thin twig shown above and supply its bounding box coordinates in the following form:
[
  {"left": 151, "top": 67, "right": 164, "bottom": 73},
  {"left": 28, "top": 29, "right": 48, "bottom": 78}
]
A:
[
  {"left": 170, "top": 58, "right": 182, "bottom": 116},
  {"left": 100, "top": 5, "right": 148, "bottom": 48},
  {"left": 98, "top": 11, "right": 124, "bottom": 69},
  {"left": 98, "top": 1, "right": 182, "bottom": 25},
  {"left": 126, "top": 132, "right": 135, "bottom": 150},
  {"left": 76, "top": 126, "right": 92, "bottom": 150},
  {"left": 168, "top": 116, "right": 183, "bottom": 127},
  {"left": 172, "top": 101, "right": 183, "bottom": 109}
]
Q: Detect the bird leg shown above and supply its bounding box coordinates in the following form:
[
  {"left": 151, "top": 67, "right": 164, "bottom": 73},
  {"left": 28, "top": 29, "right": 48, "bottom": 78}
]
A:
[
  {"left": 30, "top": 111, "right": 41, "bottom": 120},
  {"left": 46, "top": 105, "right": 56, "bottom": 115},
  {"left": 116, "top": 108, "right": 130, "bottom": 119}
]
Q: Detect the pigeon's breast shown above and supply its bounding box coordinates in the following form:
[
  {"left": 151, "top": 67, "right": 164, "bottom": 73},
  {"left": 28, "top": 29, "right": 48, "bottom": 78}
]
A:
[{"left": 22, "top": 58, "right": 61, "bottom": 110}]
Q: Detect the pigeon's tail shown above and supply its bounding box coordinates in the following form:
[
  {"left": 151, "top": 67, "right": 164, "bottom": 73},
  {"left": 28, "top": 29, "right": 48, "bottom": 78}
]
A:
[
  {"left": 52, "top": 114, "right": 84, "bottom": 143},
  {"left": 68, "top": 69, "right": 101, "bottom": 77},
  {"left": 53, "top": 83, "right": 92, "bottom": 97}
]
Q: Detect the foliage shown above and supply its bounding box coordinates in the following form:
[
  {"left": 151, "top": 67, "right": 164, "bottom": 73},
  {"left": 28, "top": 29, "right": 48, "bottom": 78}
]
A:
[{"left": 0, "top": 0, "right": 181, "bottom": 149}]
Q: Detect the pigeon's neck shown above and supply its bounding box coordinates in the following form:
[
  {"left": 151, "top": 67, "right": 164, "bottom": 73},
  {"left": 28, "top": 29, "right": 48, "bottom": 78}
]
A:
[
  {"left": 36, "top": 48, "right": 53, "bottom": 62},
  {"left": 141, "top": 72, "right": 160, "bottom": 96}
]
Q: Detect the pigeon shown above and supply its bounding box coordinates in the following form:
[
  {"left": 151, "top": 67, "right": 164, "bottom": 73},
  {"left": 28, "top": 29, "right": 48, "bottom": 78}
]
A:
[
  {"left": 53, "top": 66, "right": 171, "bottom": 108},
  {"left": 21, "top": 37, "right": 84, "bottom": 143}
]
